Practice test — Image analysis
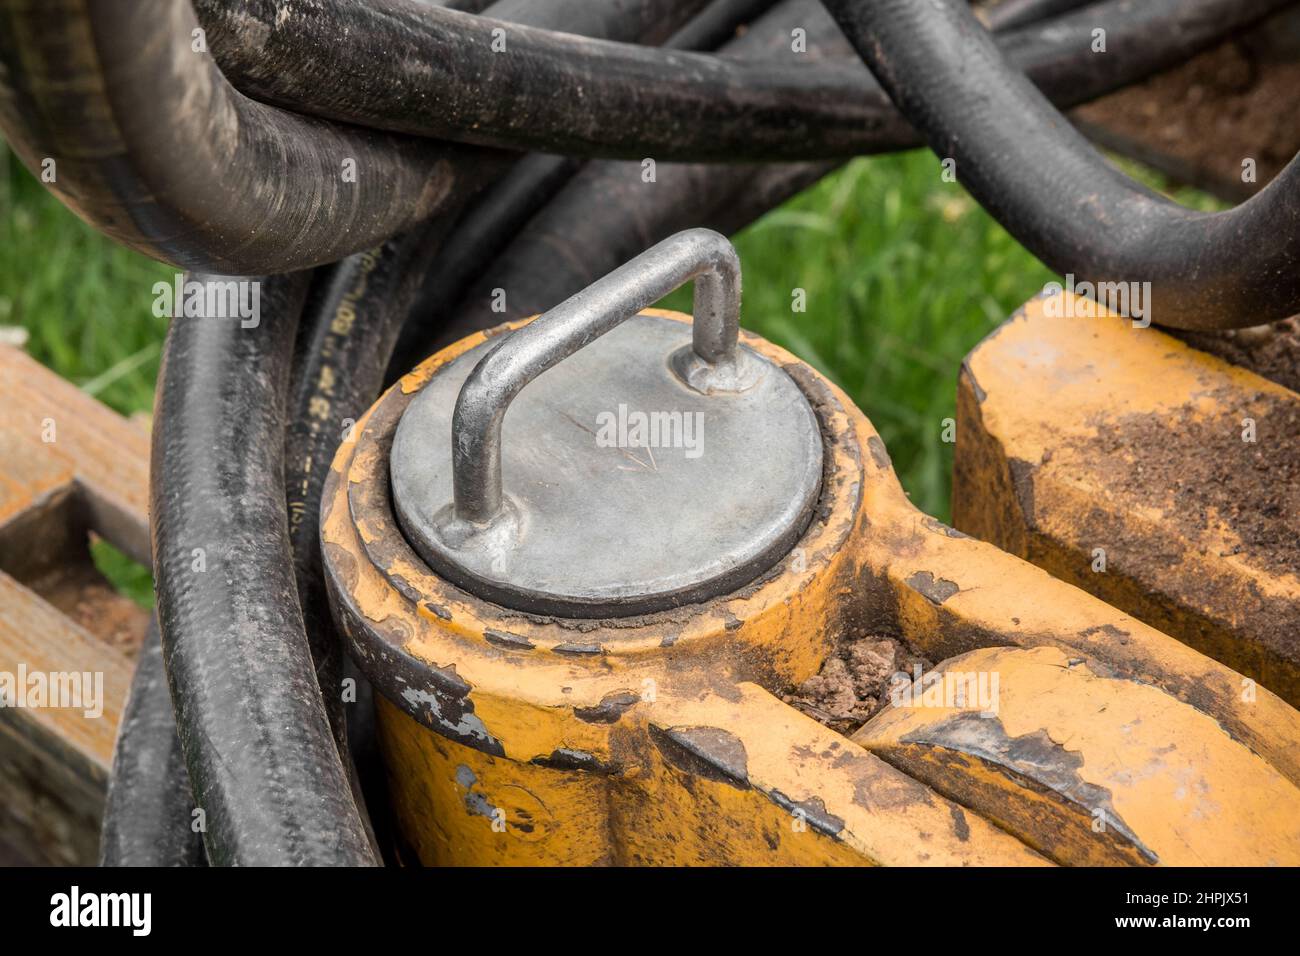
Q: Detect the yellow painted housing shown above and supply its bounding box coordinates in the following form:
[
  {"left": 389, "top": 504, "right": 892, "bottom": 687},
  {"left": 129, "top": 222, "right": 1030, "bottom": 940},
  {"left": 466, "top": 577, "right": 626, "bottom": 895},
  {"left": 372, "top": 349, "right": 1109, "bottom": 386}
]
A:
[
  {"left": 955, "top": 293, "right": 1300, "bottom": 708},
  {"left": 322, "top": 309, "right": 1300, "bottom": 866}
]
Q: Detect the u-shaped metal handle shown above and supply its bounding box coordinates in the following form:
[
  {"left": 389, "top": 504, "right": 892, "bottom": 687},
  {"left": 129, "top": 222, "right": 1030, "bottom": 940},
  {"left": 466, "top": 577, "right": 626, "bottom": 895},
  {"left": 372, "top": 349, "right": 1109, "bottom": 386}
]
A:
[{"left": 450, "top": 228, "right": 753, "bottom": 527}]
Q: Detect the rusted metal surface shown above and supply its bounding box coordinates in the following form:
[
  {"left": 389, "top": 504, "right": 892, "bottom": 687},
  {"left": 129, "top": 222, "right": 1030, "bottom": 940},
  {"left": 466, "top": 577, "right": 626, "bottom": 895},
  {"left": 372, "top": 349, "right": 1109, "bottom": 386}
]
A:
[
  {"left": 0, "top": 345, "right": 148, "bottom": 864},
  {"left": 323, "top": 310, "right": 1300, "bottom": 866}
]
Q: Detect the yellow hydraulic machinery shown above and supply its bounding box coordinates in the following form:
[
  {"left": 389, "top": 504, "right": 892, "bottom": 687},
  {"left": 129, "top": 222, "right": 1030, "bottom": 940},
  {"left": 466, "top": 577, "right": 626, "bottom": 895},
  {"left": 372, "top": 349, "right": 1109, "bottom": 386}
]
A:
[
  {"left": 955, "top": 293, "right": 1300, "bottom": 709},
  {"left": 321, "top": 231, "right": 1300, "bottom": 866}
]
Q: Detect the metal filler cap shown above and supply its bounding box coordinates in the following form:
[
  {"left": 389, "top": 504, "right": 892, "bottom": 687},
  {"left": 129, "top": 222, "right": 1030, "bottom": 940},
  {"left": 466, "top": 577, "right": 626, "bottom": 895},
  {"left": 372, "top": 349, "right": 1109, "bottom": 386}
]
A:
[{"left": 390, "top": 229, "right": 824, "bottom": 618}]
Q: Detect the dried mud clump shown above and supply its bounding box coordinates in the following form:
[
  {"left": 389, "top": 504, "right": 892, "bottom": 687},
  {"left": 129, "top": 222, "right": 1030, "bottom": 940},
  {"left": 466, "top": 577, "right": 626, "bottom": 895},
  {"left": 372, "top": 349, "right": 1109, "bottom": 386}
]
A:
[{"left": 783, "top": 635, "right": 932, "bottom": 735}]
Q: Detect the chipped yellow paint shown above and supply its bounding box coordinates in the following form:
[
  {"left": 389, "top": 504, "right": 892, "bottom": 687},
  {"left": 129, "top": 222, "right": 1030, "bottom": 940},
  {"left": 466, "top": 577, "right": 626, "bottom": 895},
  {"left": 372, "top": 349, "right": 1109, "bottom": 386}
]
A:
[
  {"left": 953, "top": 293, "right": 1300, "bottom": 708},
  {"left": 644, "top": 682, "right": 1046, "bottom": 865},
  {"left": 323, "top": 307, "right": 1300, "bottom": 866},
  {"left": 377, "top": 695, "right": 612, "bottom": 866},
  {"left": 377, "top": 681, "right": 1047, "bottom": 866},
  {"left": 855, "top": 645, "right": 1300, "bottom": 866}
]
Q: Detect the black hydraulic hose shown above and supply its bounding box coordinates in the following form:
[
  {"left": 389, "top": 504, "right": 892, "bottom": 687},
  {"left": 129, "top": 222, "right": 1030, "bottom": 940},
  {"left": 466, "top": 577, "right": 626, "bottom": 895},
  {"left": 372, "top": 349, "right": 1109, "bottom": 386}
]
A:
[
  {"left": 665, "top": 0, "right": 782, "bottom": 48},
  {"left": 286, "top": 265, "right": 377, "bottom": 754},
  {"left": 108, "top": 212, "right": 484, "bottom": 873},
  {"left": 821, "top": 0, "right": 1300, "bottom": 330},
  {"left": 194, "top": 0, "right": 1288, "bottom": 162},
  {"left": 487, "top": 0, "right": 714, "bottom": 45},
  {"left": 98, "top": 0, "right": 489, "bottom": 869},
  {"left": 386, "top": 0, "right": 775, "bottom": 378},
  {"left": 285, "top": 221, "right": 465, "bottom": 741},
  {"left": 426, "top": 0, "right": 1265, "bottom": 349},
  {"left": 400, "top": 0, "right": 829, "bottom": 358},
  {"left": 982, "top": 0, "right": 1090, "bottom": 31},
  {"left": 282, "top": 236, "right": 463, "bottom": 864},
  {"left": 385, "top": 154, "right": 585, "bottom": 379},
  {"left": 417, "top": 0, "right": 847, "bottom": 351},
  {"left": 193, "top": 0, "right": 895, "bottom": 160},
  {"left": 434, "top": 158, "right": 838, "bottom": 347},
  {"left": 153, "top": 272, "right": 376, "bottom": 866},
  {"left": 991, "top": 0, "right": 1296, "bottom": 108},
  {"left": 427, "top": 0, "right": 850, "bottom": 347},
  {"left": 0, "top": 0, "right": 498, "bottom": 274},
  {"left": 100, "top": 617, "right": 206, "bottom": 867}
]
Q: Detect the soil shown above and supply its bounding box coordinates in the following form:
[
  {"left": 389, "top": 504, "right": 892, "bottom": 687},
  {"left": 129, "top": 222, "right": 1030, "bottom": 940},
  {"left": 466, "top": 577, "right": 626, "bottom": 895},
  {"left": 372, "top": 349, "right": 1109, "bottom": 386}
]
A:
[
  {"left": 783, "top": 634, "right": 932, "bottom": 735},
  {"left": 1089, "top": 388, "right": 1300, "bottom": 580},
  {"left": 25, "top": 560, "right": 149, "bottom": 659},
  {"left": 1073, "top": 38, "right": 1300, "bottom": 202},
  {"left": 1172, "top": 318, "right": 1300, "bottom": 396}
]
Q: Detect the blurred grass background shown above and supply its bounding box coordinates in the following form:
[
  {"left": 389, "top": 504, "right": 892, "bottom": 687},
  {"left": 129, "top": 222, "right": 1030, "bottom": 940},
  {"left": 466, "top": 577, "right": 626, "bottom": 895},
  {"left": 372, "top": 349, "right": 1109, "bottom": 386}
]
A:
[{"left": 0, "top": 140, "right": 1217, "bottom": 605}]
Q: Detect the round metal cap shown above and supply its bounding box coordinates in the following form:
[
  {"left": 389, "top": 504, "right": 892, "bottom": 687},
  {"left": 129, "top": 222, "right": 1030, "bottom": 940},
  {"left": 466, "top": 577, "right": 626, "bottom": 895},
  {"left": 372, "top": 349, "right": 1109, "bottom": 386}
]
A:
[{"left": 391, "top": 314, "right": 822, "bottom": 617}]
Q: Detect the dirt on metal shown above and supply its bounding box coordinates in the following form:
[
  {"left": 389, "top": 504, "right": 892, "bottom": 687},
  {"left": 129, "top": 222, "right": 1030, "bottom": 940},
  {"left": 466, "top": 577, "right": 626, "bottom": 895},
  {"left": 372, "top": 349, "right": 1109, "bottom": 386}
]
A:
[
  {"left": 783, "top": 634, "right": 932, "bottom": 735},
  {"left": 1175, "top": 318, "right": 1300, "bottom": 395},
  {"left": 23, "top": 559, "right": 149, "bottom": 659},
  {"left": 1089, "top": 388, "right": 1300, "bottom": 580}
]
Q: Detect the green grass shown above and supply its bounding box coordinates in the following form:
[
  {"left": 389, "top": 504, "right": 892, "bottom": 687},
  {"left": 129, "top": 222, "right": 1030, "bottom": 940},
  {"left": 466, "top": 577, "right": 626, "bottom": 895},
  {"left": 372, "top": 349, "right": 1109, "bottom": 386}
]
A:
[
  {"left": 1, "top": 145, "right": 172, "bottom": 418},
  {"left": 89, "top": 538, "right": 155, "bottom": 609},
  {"left": 2, "top": 143, "right": 169, "bottom": 606},
  {"left": 2, "top": 140, "right": 1220, "bottom": 607}
]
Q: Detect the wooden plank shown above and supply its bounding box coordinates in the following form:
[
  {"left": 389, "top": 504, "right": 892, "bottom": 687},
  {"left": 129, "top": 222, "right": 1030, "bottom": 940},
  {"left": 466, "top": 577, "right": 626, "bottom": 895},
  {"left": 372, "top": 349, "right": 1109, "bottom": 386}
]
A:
[
  {"left": 0, "top": 344, "right": 150, "bottom": 864},
  {"left": 0, "top": 344, "right": 151, "bottom": 563}
]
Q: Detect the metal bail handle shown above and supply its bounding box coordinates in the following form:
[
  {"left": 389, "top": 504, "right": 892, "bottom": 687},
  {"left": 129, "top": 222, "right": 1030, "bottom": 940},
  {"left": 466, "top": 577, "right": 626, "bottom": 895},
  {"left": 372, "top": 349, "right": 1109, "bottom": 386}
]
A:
[{"left": 448, "top": 227, "right": 760, "bottom": 529}]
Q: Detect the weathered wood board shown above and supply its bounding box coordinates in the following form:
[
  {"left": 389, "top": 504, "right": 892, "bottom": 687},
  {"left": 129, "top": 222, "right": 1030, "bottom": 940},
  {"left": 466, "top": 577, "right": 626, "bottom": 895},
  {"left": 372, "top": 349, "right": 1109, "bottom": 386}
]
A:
[{"left": 0, "top": 344, "right": 150, "bottom": 864}]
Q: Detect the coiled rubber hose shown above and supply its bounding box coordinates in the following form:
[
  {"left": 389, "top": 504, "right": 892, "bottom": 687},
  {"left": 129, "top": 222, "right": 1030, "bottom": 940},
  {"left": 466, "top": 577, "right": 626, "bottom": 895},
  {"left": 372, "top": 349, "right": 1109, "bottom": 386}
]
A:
[
  {"left": 280, "top": 236, "right": 469, "bottom": 862},
  {"left": 982, "top": 0, "right": 1090, "bottom": 31},
  {"left": 385, "top": 153, "right": 585, "bottom": 380},
  {"left": 126, "top": 0, "right": 712, "bottom": 868},
  {"left": 194, "top": 0, "right": 1289, "bottom": 162},
  {"left": 194, "top": 0, "right": 877, "bottom": 160},
  {"left": 422, "top": 0, "right": 847, "bottom": 349},
  {"left": 486, "top": 0, "right": 710, "bottom": 44},
  {"left": 665, "top": 0, "right": 779, "bottom": 48},
  {"left": 99, "top": 618, "right": 205, "bottom": 867},
  {"left": 152, "top": 272, "right": 376, "bottom": 866},
  {"left": 821, "top": 0, "right": 1300, "bottom": 329},
  {"left": 386, "top": 0, "right": 778, "bottom": 374},
  {"left": 98, "top": 0, "right": 499, "bottom": 870},
  {"left": 0, "top": 0, "right": 498, "bottom": 274},
  {"left": 285, "top": 220, "right": 468, "bottom": 746},
  {"left": 422, "top": 0, "right": 1278, "bottom": 351},
  {"left": 432, "top": 158, "right": 839, "bottom": 351}
]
